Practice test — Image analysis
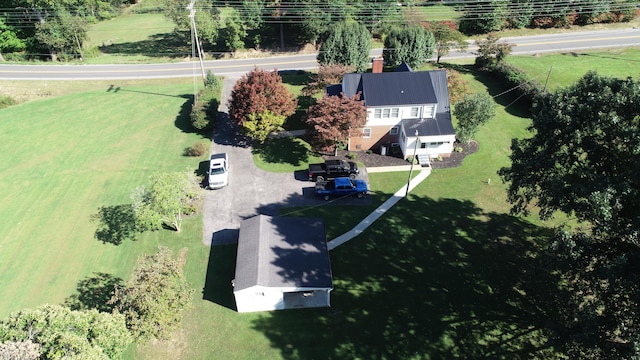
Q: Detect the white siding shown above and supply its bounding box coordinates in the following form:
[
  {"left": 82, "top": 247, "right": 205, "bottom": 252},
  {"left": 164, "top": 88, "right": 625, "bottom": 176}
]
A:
[{"left": 367, "top": 104, "right": 438, "bottom": 126}]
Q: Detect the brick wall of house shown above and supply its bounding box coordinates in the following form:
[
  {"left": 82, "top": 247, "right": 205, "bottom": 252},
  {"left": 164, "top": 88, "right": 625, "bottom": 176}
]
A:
[{"left": 350, "top": 126, "right": 398, "bottom": 151}]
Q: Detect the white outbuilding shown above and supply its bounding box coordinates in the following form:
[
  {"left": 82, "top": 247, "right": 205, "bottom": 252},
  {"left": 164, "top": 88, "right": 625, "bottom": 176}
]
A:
[{"left": 233, "top": 215, "right": 333, "bottom": 313}]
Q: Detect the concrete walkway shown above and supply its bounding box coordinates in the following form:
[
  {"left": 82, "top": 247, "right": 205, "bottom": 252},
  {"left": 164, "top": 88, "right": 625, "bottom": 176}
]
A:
[{"left": 327, "top": 167, "right": 431, "bottom": 250}]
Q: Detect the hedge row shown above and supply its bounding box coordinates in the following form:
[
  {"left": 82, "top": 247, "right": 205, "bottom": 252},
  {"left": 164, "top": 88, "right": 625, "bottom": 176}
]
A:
[{"left": 481, "top": 62, "right": 545, "bottom": 110}]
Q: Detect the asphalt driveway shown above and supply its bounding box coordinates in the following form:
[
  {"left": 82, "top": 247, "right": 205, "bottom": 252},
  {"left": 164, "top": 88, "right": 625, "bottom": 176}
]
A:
[{"left": 202, "top": 76, "right": 370, "bottom": 245}]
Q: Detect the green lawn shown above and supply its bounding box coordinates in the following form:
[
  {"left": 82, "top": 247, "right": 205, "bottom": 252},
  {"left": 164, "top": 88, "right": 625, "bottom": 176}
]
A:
[
  {"left": 0, "top": 81, "right": 209, "bottom": 318},
  {"left": 84, "top": 13, "right": 185, "bottom": 63},
  {"left": 506, "top": 47, "right": 640, "bottom": 91}
]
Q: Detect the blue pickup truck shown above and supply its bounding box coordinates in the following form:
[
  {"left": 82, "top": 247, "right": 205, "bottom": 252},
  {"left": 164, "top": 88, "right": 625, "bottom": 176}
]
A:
[{"left": 315, "top": 177, "right": 368, "bottom": 201}]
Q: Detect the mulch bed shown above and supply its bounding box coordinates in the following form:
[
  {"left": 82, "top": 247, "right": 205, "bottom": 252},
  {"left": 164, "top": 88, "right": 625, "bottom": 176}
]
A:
[{"left": 322, "top": 141, "right": 480, "bottom": 169}]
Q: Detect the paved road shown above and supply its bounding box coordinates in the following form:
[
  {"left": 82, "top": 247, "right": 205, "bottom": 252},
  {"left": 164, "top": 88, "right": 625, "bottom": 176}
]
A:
[{"left": 1, "top": 29, "right": 638, "bottom": 80}]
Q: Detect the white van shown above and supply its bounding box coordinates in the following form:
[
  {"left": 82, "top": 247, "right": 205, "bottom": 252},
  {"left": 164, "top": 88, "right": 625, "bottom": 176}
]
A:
[{"left": 208, "top": 153, "right": 228, "bottom": 189}]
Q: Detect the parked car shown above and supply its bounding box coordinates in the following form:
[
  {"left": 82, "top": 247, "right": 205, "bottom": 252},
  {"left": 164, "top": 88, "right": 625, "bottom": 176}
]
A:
[
  {"left": 308, "top": 159, "right": 359, "bottom": 182},
  {"left": 315, "top": 177, "right": 368, "bottom": 201},
  {"left": 208, "top": 153, "right": 228, "bottom": 189}
]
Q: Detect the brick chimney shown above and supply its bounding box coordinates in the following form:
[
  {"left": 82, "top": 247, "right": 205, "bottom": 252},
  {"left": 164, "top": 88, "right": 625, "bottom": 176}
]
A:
[{"left": 372, "top": 57, "right": 383, "bottom": 73}]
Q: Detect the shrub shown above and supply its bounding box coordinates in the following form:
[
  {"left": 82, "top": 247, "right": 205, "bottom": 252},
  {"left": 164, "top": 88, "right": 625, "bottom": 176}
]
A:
[
  {"left": 190, "top": 102, "right": 208, "bottom": 130},
  {"left": 454, "top": 146, "right": 464, "bottom": 153},
  {"left": 185, "top": 142, "right": 209, "bottom": 157},
  {"left": 204, "top": 70, "right": 221, "bottom": 89},
  {"left": 347, "top": 153, "right": 357, "bottom": 160},
  {"left": 190, "top": 87, "right": 220, "bottom": 130},
  {"left": 491, "top": 62, "right": 544, "bottom": 109},
  {"left": 0, "top": 95, "right": 17, "bottom": 109}
]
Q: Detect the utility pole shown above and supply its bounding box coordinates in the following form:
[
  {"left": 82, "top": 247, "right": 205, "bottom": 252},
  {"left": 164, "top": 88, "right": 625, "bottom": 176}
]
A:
[
  {"left": 543, "top": 66, "right": 553, "bottom": 92},
  {"left": 187, "top": 0, "right": 207, "bottom": 84}
]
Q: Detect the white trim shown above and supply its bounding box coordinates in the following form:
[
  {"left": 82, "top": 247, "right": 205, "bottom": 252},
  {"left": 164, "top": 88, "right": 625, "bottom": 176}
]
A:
[{"left": 363, "top": 128, "right": 371, "bottom": 138}]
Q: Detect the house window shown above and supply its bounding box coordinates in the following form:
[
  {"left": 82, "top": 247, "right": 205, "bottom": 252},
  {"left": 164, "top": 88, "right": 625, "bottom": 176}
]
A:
[
  {"left": 421, "top": 142, "right": 427, "bottom": 149},
  {"left": 363, "top": 128, "right": 371, "bottom": 138},
  {"left": 424, "top": 105, "right": 436, "bottom": 119},
  {"left": 401, "top": 131, "right": 406, "bottom": 143},
  {"left": 391, "top": 142, "right": 399, "bottom": 147},
  {"left": 430, "top": 141, "right": 444, "bottom": 146},
  {"left": 374, "top": 108, "right": 400, "bottom": 119},
  {"left": 390, "top": 127, "right": 398, "bottom": 135},
  {"left": 410, "top": 107, "right": 419, "bottom": 117}
]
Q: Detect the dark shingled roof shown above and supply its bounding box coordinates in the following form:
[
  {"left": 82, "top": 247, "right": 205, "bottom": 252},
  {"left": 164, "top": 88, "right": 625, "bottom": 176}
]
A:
[
  {"left": 234, "top": 215, "right": 332, "bottom": 291},
  {"left": 342, "top": 71, "right": 442, "bottom": 107},
  {"left": 402, "top": 69, "right": 454, "bottom": 137}
]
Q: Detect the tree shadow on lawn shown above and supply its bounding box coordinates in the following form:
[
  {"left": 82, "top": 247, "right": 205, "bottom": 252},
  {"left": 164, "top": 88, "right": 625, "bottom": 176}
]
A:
[
  {"left": 252, "top": 137, "right": 314, "bottom": 167},
  {"left": 91, "top": 204, "right": 138, "bottom": 245},
  {"left": 64, "top": 272, "right": 123, "bottom": 313},
  {"left": 251, "top": 196, "right": 571, "bottom": 359},
  {"left": 439, "top": 63, "right": 532, "bottom": 119},
  {"left": 99, "top": 33, "right": 190, "bottom": 59}
]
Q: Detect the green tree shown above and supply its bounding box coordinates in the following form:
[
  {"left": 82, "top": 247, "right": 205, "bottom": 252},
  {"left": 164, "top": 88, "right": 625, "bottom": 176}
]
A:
[
  {"left": 499, "top": 72, "right": 640, "bottom": 359},
  {"left": 427, "top": 21, "right": 467, "bottom": 64},
  {"left": 162, "top": 0, "right": 219, "bottom": 46},
  {"left": 131, "top": 171, "right": 201, "bottom": 232},
  {"left": 228, "top": 68, "right": 297, "bottom": 126},
  {"left": 34, "top": 7, "right": 88, "bottom": 60},
  {"left": 459, "top": 0, "right": 508, "bottom": 35},
  {"left": 222, "top": 8, "right": 246, "bottom": 53},
  {"left": 317, "top": 21, "right": 371, "bottom": 72},
  {"left": 474, "top": 33, "right": 514, "bottom": 69},
  {"left": 243, "top": 110, "right": 286, "bottom": 143},
  {"left": 305, "top": 93, "right": 367, "bottom": 153},
  {"left": 506, "top": 0, "right": 535, "bottom": 28},
  {"left": 110, "top": 247, "right": 194, "bottom": 342},
  {"left": 382, "top": 24, "right": 435, "bottom": 69},
  {"left": 0, "top": 304, "right": 132, "bottom": 360},
  {"left": 0, "top": 18, "right": 25, "bottom": 60},
  {"left": 240, "top": 0, "right": 266, "bottom": 47},
  {"left": 499, "top": 72, "right": 640, "bottom": 238},
  {"left": 453, "top": 93, "right": 495, "bottom": 144}
]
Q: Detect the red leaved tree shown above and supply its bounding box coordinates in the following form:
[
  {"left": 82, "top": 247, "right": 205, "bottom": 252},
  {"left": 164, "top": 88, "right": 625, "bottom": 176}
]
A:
[
  {"left": 305, "top": 93, "right": 367, "bottom": 154},
  {"left": 228, "top": 68, "right": 297, "bottom": 126}
]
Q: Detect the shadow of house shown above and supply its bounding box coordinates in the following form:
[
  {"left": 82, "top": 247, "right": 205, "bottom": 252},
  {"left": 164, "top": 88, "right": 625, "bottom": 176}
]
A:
[
  {"left": 202, "top": 243, "right": 238, "bottom": 311},
  {"left": 233, "top": 215, "right": 333, "bottom": 313}
]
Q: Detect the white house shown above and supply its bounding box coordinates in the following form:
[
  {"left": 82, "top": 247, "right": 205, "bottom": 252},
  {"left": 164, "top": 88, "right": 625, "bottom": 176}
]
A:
[
  {"left": 327, "top": 61, "right": 456, "bottom": 163},
  {"left": 233, "top": 215, "right": 333, "bottom": 313}
]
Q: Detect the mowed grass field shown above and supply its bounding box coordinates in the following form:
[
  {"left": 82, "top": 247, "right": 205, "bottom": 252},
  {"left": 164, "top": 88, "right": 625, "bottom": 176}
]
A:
[{"left": 0, "top": 81, "right": 210, "bottom": 318}]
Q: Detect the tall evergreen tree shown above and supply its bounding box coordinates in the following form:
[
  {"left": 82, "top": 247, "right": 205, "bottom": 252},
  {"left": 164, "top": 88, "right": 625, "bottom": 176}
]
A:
[
  {"left": 317, "top": 21, "right": 371, "bottom": 72},
  {"left": 382, "top": 24, "right": 435, "bottom": 68}
]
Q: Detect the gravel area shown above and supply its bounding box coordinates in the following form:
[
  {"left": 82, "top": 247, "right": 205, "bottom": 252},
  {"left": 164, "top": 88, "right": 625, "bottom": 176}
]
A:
[{"left": 323, "top": 141, "right": 480, "bottom": 169}]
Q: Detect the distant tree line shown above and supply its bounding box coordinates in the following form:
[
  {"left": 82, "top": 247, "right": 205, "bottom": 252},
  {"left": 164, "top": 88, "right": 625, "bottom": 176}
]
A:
[
  {"left": 0, "top": 0, "right": 134, "bottom": 61},
  {"left": 458, "top": 0, "right": 638, "bottom": 34}
]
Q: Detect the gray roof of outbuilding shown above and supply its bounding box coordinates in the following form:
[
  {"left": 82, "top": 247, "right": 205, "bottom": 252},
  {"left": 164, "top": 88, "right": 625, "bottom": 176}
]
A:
[{"left": 234, "top": 215, "right": 332, "bottom": 291}]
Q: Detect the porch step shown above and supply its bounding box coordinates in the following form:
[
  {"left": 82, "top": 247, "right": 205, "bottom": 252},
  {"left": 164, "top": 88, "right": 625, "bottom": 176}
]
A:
[{"left": 416, "top": 154, "right": 430, "bottom": 167}]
